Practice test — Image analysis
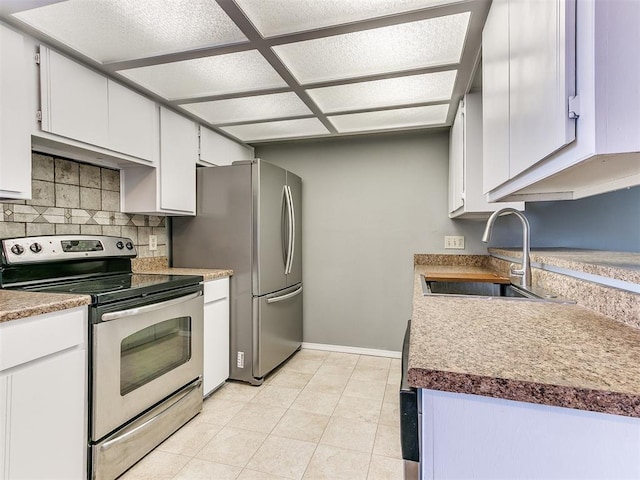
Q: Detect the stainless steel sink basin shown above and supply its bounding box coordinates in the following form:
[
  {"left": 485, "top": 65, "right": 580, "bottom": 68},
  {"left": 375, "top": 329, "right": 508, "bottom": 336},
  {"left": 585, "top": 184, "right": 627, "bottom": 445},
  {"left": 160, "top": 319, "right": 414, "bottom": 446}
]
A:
[{"left": 420, "top": 276, "right": 575, "bottom": 304}]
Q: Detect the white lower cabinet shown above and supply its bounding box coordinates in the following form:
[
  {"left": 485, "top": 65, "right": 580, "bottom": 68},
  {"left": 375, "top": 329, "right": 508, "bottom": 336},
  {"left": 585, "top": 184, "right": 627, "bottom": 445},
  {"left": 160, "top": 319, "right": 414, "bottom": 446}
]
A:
[
  {"left": 0, "top": 307, "right": 87, "bottom": 480},
  {"left": 203, "top": 277, "right": 230, "bottom": 396},
  {"left": 420, "top": 389, "right": 640, "bottom": 480}
]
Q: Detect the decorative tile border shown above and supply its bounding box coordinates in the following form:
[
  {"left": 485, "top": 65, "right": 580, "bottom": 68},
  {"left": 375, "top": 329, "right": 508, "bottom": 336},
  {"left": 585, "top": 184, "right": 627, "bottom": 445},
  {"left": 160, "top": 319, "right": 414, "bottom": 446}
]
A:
[{"left": 0, "top": 153, "right": 167, "bottom": 258}]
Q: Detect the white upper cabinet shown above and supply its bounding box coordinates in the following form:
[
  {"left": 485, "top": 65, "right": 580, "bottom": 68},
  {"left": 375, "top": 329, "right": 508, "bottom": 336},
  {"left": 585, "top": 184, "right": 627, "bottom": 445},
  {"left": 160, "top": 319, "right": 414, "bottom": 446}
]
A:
[
  {"left": 507, "top": 0, "right": 576, "bottom": 179},
  {"left": 107, "top": 79, "right": 159, "bottom": 164},
  {"left": 121, "top": 106, "right": 197, "bottom": 215},
  {"left": 449, "top": 93, "right": 523, "bottom": 219},
  {"left": 39, "top": 46, "right": 109, "bottom": 149},
  {"left": 38, "top": 45, "right": 158, "bottom": 166},
  {"left": 483, "top": 0, "right": 640, "bottom": 201},
  {"left": 481, "top": 0, "right": 510, "bottom": 193},
  {"left": 448, "top": 100, "right": 464, "bottom": 214},
  {"left": 0, "top": 23, "right": 30, "bottom": 200},
  {"left": 199, "top": 126, "right": 253, "bottom": 167},
  {"left": 160, "top": 107, "right": 197, "bottom": 213}
]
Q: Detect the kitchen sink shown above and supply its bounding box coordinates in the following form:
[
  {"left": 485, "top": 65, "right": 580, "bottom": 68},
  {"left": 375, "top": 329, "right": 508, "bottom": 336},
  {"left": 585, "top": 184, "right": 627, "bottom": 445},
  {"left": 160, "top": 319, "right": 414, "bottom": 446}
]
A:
[{"left": 421, "top": 276, "right": 575, "bottom": 304}]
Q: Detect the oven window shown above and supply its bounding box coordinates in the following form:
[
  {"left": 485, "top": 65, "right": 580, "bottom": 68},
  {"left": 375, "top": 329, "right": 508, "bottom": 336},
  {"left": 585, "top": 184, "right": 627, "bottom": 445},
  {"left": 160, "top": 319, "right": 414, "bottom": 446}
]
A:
[{"left": 120, "top": 317, "right": 192, "bottom": 395}]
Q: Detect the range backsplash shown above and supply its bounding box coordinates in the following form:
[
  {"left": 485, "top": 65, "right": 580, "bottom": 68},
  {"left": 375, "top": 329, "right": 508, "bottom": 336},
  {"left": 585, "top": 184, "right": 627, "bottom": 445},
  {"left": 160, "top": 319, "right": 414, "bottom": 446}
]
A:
[{"left": 0, "top": 153, "right": 166, "bottom": 258}]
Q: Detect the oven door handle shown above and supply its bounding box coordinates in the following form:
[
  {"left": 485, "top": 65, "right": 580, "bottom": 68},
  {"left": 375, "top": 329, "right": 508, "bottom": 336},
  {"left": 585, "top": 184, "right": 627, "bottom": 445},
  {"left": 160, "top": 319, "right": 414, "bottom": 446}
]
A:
[{"left": 101, "top": 291, "right": 202, "bottom": 322}]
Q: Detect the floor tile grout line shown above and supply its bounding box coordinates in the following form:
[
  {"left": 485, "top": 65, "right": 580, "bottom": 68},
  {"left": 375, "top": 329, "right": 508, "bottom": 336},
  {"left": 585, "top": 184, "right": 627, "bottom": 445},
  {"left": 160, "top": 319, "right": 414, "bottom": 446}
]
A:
[{"left": 122, "top": 350, "right": 403, "bottom": 479}]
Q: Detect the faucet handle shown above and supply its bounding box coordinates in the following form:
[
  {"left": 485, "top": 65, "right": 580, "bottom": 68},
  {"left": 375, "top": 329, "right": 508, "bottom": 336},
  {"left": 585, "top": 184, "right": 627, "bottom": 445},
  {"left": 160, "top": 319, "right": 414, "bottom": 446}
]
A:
[{"left": 509, "top": 262, "right": 525, "bottom": 281}]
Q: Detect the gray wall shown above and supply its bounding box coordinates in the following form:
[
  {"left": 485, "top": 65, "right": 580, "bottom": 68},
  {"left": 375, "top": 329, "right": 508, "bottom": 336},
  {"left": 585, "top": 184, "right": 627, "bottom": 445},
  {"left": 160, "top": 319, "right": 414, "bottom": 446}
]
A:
[
  {"left": 490, "top": 186, "right": 640, "bottom": 252},
  {"left": 256, "top": 132, "right": 488, "bottom": 352}
]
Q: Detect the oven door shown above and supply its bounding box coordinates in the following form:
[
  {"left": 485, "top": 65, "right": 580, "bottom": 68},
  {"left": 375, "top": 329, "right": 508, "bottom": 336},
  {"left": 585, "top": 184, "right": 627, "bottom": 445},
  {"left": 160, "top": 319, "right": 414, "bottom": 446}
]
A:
[{"left": 91, "top": 287, "right": 203, "bottom": 441}]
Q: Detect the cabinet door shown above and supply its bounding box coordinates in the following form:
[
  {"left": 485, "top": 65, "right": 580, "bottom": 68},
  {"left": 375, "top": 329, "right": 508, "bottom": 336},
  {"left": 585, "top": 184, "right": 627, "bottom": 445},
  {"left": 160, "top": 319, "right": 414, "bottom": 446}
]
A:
[
  {"left": 0, "top": 375, "right": 7, "bottom": 475},
  {"left": 203, "top": 297, "right": 230, "bottom": 395},
  {"left": 159, "top": 107, "right": 197, "bottom": 213},
  {"left": 199, "top": 126, "right": 253, "bottom": 167},
  {"left": 508, "top": 0, "right": 576, "bottom": 178},
  {"left": 482, "top": 0, "right": 510, "bottom": 193},
  {"left": 108, "top": 80, "right": 158, "bottom": 163},
  {"left": 7, "top": 349, "right": 86, "bottom": 479},
  {"left": 0, "top": 25, "right": 30, "bottom": 199},
  {"left": 40, "top": 46, "right": 109, "bottom": 148},
  {"left": 448, "top": 101, "right": 464, "bottom": 214}
]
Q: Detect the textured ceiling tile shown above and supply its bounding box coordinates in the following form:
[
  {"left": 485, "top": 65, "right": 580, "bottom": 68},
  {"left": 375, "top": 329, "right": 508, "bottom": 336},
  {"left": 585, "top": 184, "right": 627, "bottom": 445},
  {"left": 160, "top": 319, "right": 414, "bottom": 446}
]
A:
[
  {"left": 272, "top": 13, "right": 470, "bottom": 84},
  {"left": 119, "top": 51, "right": 288, "bottom": 99},
  {"left": 14, "top": 0, "right": 247, "bottom": 63},
  {"left": 235, "top": 0, "right": 463, "bottom": 37}
]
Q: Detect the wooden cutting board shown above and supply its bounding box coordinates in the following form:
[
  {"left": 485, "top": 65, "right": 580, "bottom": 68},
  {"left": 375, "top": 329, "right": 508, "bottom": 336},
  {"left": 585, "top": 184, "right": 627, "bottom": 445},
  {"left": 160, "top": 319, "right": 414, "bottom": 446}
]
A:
[{"left": 425, "top": 272, "right": 511, "bottom": 284}]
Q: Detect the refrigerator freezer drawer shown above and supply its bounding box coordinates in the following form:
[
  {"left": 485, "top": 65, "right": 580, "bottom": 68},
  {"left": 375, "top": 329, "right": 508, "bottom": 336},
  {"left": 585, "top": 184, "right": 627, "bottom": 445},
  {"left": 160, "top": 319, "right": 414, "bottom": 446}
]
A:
[{"left": 254, "top": 284, "right": 303, "bottom": 379}]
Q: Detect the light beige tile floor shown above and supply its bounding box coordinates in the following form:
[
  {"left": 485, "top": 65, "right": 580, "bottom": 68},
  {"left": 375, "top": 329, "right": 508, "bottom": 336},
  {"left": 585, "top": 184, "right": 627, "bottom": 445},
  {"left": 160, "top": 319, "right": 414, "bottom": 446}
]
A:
[{"left": 120, "top": 349, "right": 403, "bottom": 480}]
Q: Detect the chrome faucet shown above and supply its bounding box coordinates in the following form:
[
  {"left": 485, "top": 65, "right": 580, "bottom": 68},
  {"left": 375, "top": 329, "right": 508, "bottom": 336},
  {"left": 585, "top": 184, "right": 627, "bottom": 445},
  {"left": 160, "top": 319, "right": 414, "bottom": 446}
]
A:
[{"left": 481, "top": 208, "right": 532, "bottom": 288}]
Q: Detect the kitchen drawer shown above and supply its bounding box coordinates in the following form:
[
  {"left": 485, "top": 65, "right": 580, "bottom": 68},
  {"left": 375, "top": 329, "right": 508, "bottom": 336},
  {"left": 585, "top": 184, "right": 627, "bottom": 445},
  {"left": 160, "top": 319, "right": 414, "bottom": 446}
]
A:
[
  {"left": 204, "top": 278, "right": 229, "bottom": 303},
  {"left": 0, "top": 306, "right": 86, "bottom": 371}
]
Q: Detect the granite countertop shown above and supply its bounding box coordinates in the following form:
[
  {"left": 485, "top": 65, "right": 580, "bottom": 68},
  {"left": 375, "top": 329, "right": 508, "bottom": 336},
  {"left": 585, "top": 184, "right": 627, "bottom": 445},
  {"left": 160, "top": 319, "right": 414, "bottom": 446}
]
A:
[
  {"left": 132, "top": 267, "right": 233, "bottom": 281},
  {"left": 490, "top": 247, "right": 640, "bottom": 284},
  {"left": 409, "top": 263, "right": 640, "bottom": 418},
  {"left": 0, "top": 256, "right": 232, "bottom": 323},
  {"left": 130, "top": 256, "right": 233, "bottom": 281},
  {"left": 0, "top": 290, "right": 91, "bottom": 323}
]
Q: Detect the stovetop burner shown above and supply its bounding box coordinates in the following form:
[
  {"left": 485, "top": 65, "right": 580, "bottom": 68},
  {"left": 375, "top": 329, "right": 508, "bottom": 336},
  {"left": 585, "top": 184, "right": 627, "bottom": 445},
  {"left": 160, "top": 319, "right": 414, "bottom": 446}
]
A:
[
  {"left": 0, "top": 235, "right": 203, "bottom": 305},
  {"left": 19, "top": 272, "right": 204, "bottom": 305}
]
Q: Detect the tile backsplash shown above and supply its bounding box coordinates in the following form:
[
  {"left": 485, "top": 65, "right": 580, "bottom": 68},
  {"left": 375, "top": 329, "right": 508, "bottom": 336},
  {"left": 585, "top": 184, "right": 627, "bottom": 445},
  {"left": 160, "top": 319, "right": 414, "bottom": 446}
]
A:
[{"left": 0, "top": 153, "right": 166, "bottom": 258}]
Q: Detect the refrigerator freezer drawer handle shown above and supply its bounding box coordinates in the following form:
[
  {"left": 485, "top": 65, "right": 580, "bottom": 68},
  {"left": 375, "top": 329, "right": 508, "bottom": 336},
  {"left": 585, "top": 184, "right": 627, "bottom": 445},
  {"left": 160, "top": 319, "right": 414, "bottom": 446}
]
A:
[{"left": 266, "top": 286, "right": 303, "bottom": 304}]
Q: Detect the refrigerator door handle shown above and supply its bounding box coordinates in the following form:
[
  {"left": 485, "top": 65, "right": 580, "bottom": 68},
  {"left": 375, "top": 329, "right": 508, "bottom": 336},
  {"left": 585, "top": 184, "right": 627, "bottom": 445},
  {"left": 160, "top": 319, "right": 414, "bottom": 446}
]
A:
[
  {"left": 284, "top": 185, "right": 294, "bottom": 275},
  {"left": 266, "top": 285, "right": 303, "bottom": 304},
  {"left": 287, "top": 185, "right": 295, "bottom": 275},
  {"left": 281, "top": 185, "right": 289, "bottom": 271}
]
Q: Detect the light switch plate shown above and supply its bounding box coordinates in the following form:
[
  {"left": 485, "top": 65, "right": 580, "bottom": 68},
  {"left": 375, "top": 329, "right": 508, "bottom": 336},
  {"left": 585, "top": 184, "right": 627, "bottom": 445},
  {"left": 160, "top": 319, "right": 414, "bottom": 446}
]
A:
[{"left": 444, "top": 235, "right": 465, "bottom": 249}]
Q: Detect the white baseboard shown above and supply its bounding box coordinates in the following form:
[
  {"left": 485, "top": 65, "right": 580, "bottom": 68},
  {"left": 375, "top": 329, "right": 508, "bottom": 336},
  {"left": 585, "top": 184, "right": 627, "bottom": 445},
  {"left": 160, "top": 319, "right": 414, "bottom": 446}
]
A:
[{"left": 301, "top": 342, "right": 401, "bottom": 359}]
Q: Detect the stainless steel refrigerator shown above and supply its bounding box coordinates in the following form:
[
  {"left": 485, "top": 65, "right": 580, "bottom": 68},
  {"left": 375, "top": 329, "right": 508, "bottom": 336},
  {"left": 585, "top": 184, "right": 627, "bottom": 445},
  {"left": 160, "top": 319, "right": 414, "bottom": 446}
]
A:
[{"left": 171, "top": 159, "right": 302, "bottom": 385}]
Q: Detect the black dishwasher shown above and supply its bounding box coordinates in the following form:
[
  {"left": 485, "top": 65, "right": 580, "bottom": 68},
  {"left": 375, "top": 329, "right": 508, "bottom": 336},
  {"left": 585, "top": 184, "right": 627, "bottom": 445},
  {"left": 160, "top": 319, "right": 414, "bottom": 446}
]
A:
[{"left": 400, "top": 320, "right": 420, "bottom": 480}]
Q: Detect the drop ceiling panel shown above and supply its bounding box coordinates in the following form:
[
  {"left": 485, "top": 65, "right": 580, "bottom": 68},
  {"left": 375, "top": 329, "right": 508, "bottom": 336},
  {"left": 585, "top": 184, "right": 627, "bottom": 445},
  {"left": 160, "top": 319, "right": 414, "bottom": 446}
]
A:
[
  {"left": 234, "top": 0, "right": 463, "bottom": 38},
  {"left": 221, "top": 118, "right": 330, "bottom": 142},
  {"left": 118, "top": 51, "right": 288, "bottom": 100},
  {"left": 329, "top": 105, "right": 449, "bottom": 133},
  {"left": 272, "top": 13, "right": 470, "bottom": 84},
  {"left": 181, "top": 92, "right": 313, "bottom": 124},
  {"left": 307, "top": 71, "right": 457, "bottom": 113},
  {"left": 13, "top": 0, "right": 247, "bottom": 63}
]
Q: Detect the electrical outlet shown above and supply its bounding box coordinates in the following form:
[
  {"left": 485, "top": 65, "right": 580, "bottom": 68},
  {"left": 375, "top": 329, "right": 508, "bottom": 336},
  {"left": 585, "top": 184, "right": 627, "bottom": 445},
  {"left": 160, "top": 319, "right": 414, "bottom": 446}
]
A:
[
  {"left": 444, "top": 235, "right": 465, "bottom": 249},
  {"left": 149, "top": 234, "right": 157, "bottom": 251},
  {"left": 237, "top": 351, "right": 245, "bottom": 368}
]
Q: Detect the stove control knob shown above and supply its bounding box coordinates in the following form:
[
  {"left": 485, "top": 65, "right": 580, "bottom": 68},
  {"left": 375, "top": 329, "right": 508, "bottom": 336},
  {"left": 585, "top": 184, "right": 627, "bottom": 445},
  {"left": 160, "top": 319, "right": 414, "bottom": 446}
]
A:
[
  {"left": 125, "top": 241, "right": 134, "bottom": 250},
  {"left": 116, "top": 241, "right": 124, "bottom": 249},
  {"left": 10, "top": 244, "right": 24, "bottom": 255},
  {"left": 29, "top": 243, "right": 43, "bottom": 253}
]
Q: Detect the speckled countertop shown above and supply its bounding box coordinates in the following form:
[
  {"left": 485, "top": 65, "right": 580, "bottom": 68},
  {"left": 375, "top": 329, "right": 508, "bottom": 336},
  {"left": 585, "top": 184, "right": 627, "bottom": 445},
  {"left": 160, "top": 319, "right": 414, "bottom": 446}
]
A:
[
  {"left": 490, "top": 247, "right": 640, "bottom": 284},
  {"left": 0, "top": 257, "right": 232, "bottom": 324},
  {"left": 0, "top": 290, "right": 91, "bottom": 323},
  {"left": 133, "top": 267, "right": 233, "bottom": 281},
  {"left": 131, "top": 256, "right": 233, "bottom": 280},
  {"left": 409, "top": 260, "right": 640, "bottom": 417}
]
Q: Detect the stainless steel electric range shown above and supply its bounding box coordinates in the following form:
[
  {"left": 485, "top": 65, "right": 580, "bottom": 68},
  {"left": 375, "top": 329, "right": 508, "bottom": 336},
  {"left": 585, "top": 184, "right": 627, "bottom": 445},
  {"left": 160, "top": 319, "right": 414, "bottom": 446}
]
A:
[{"left": 0, "top": 235, "right": 204, "bottom": 480}]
